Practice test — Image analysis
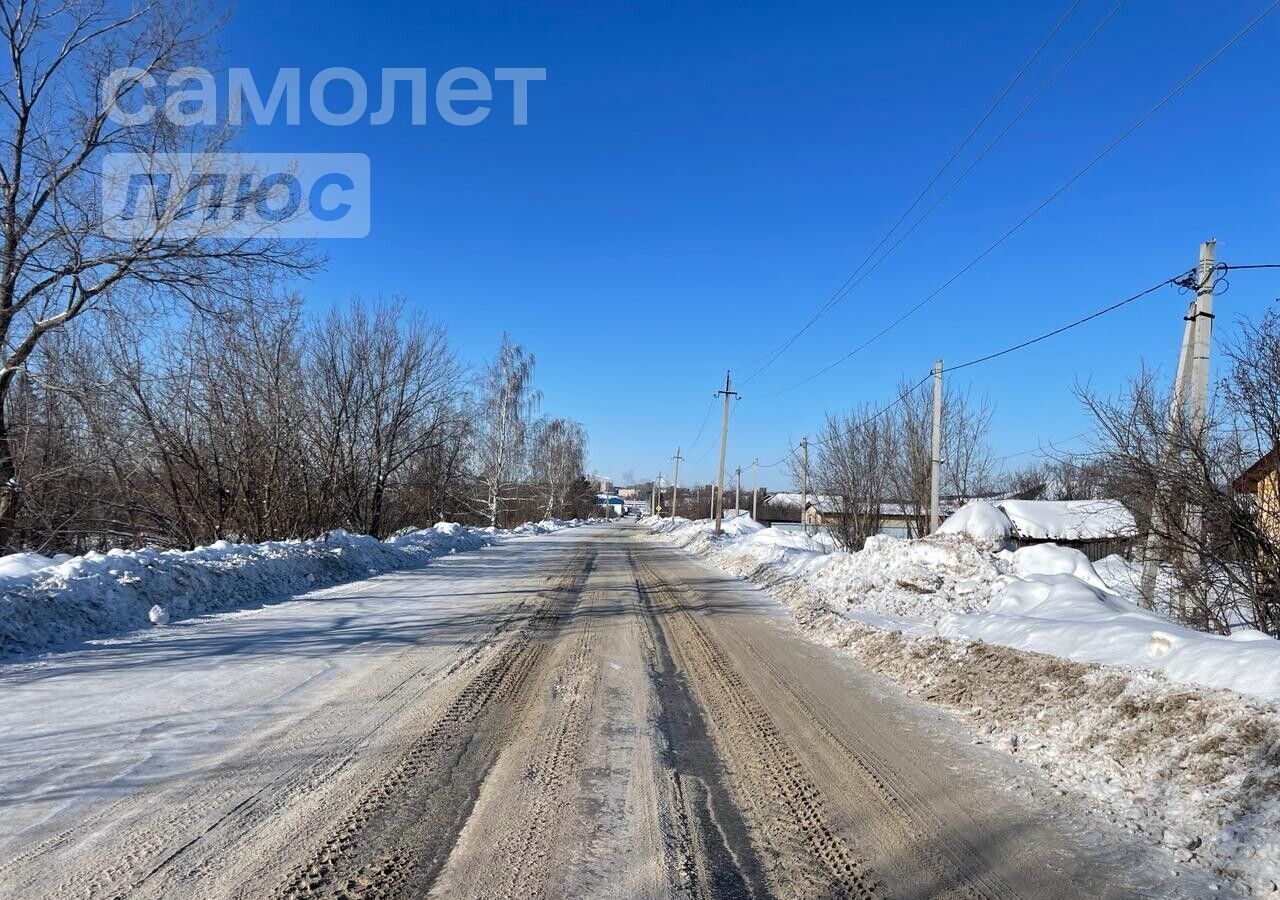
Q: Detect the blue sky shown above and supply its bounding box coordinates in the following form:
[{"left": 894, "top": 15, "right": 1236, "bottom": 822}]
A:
[{"left": 222, "top": 0, "right": 1280, "bottom": 486}]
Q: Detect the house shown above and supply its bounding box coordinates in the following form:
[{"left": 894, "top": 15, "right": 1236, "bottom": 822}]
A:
[
  {"left": 1233, "top": 448, "right": 1280, "bottom": 541},
  {"left": 759, "top": 492, "right": 946, "bottom": 538},
  {"left": 994, "top": 499, "right": 1137, "bottom": 561}
]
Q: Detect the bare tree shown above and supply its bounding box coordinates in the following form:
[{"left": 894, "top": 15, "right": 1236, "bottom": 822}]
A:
[
  {"left": 1082, "top": 363, "right": 1279, "bottom": 634},
  {"left": 808, "top": 406, "right": 896, "bottom": 551},
  {"left": 941, "top": 385, "right": 995, "bottom": 499},
  {"left": 472, "top": 334, "right": 540, "bottom": 527},
  {"left": 529, "top": 417, "right": 587, "bottom": 520},
  {"left": 0, "top": 0, "right": 310, "bottom": 547}
]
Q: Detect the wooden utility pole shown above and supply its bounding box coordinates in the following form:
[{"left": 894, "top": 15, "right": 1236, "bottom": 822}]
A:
[
  {"left": 800, "top": 436, "right": 809, "bottom": 537},
  {"left": 713, "top": 371, "right": 738, "bottom": 534},
  {"left": 751, "top": 458, "right": 759, "bottom": 521},
  {"left": 930, "top": 359, "right": 943, "bottom": 534},
  {"left": 671, "top": 448, "right": 683, "bottom": 519}
]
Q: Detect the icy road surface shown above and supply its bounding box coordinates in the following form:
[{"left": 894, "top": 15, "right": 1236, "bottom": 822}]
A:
[{"left": 0, "top": 523, "right": 1221, "bottom": 899}]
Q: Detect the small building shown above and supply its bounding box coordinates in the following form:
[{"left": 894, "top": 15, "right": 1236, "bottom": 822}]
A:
[
  {"left": 760, "top": 492, "right": 945, "bottom": 538},
  {"left": 1233, "top": 448, "right": 1280, "bottom": 542},
  {"left": 994, "top": 499, "right": 1137, "bottom": 561},
  {"left": 595, "top": 493, "right": 626, "bottom": 517}
]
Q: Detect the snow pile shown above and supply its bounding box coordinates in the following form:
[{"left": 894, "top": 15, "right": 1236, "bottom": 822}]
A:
[
  {"left": 0, "top": 518, "right": 587, "bottom": 658},
  {"left": 644, "top": 515, "right": 833, "bottom": 580},
  {"left": 0, "top": 551, "right": 72, "bottom": 579},
  {"left": 813, "top": 534, "right": 1009, "bottom": 629},
  {"left": 936, "top": 500, "right": 1011, "bottom": 547},
  {"left": 937, "top": 544, "right": 1280, "bottom": 703},
  {"left": 650, "top": 515, "right": 1280, "bottom": 702}
]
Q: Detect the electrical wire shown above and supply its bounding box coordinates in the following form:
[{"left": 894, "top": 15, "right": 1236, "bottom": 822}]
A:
[
  {"left": 993, "top": 431, "right": 1092, "bottom": 462},
  {"left": 758, "top": 372, "right": 934, "bottom": 470},
  {"left": 684, "top": 395, "right": 717, "bottom": 453},
  {"left": 826, "top": 0, "right": 1128, "bottom": 314},
  {"left": 749, "top": 260, "right": 1280, "bottom": 480},
  {"left": 738, "top": 0, "right": 1086, "bottom": 385},
  {"left": 692, "top": 395, "right": 740, "bottom": 466},
  {"left": 948, "top": 273, "right": 1184, "bottom": 372},
  {"left": 757, "top": 0, "right": 1280, "bottom": 399}
]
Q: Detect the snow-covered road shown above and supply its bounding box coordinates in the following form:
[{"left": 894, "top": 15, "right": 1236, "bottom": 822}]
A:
[{"left": 0, "top": 524, "right": 1226, "bottom": 898}]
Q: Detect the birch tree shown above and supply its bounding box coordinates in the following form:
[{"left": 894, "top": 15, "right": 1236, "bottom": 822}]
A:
[
  {"left": 473, "top": 334, "right": 539, "bottom": 527},
  {"left": 530, "top": 416, "right": 587, "bottom": 520}
]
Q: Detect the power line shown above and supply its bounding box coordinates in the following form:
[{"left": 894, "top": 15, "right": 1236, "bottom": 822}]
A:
[
  {"left": 749, "top": 259, "right": 1280, "bottom": 482},
  {"left": 757, "top": 0, "right": 1280, "bottom": 399},
  {"left": 951, "top": 261, "right": 1280, "bottom": 374},
  {"left": 685, "top": 395, "right": 717, "bottom": 452},
  {"left": 738, "top": 0, "right": 1086, "bottom": 386},
  {"left": 758, "top": 372, "right": 934, "bottom": 469},
  {"left": 692, "top": 395, "right": 740, "bottom": 466},
  {"left": 994, "top": 431, "right": 1092, "bottom": 463},
  {"left": 949, "top": 274, "right": 1184, "bottom": 372},
  {"left": 835, "top": 0, "right": 1128, "bottom": 310}
]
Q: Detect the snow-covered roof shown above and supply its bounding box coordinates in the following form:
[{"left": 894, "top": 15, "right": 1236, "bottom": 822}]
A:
[{"left": 995, "top": 499, "right": 1137, "bottom": 541}]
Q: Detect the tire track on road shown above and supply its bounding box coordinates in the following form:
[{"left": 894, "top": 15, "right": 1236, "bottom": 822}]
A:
[
  {"left": 268, "top": 548, "right": 596, "bottom": 900},
  {"left": 634, "top": 553, "right": 883, "bottom": 900}
]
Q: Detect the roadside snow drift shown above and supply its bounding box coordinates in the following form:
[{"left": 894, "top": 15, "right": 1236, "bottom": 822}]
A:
[
  {"left": 0, "top": 519, "right": 586, "bottom": 658},
  {"left": 651, "top": 509, "right": 1280, "bottom": 703}
]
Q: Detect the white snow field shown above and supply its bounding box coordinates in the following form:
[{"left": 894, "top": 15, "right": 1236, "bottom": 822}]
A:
[
  {"left": 0, "top": 519, "right": 584, "bottom": 659},
  {"left": 646, "top": 512, "right": 1280, "bottom": 897}
]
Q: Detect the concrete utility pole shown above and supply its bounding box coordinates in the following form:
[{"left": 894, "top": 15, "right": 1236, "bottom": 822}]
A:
[
  {"left": 1140, "top": 240, "right": 1217, "bottom": 609},
  {"left": 734, "top": 466, "right": 742, "bottom": 518},
  {"left": 1188, "top": 240, "right": 1217, "bottom": 434},
  {"left": 671, "top": 448, "right": 683, "bottom": 520},
  {"left": 709, "top": 486, "right": 715, "bottom": 520},
  {"left": 930, "top": 359, "right": 944, "bottom": 534},
  {"left": 651, "top": 474, "right": 658, "bottom": 518},
  {"left": 751, "top": 458, "right": 759, "bottom": 521},
  {"left": 713, "top": 371, "right": 738, "bottom": 535},
  {"left": 800, "top": 436, "right": 809, "bottom": 537}
]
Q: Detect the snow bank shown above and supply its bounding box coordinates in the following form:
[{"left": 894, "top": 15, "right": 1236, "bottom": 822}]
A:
[
  {"left": 0, "top": 551, "right": 72, "bottom": 579},
  {"left": 936, "top": 500, "right": 1011, "bottom": 546},
  {"left": 0, "top": 518, "right": 587, "bottom": 658},
  {"left": 650, "top": 517, "right": 1280, "bottom": 702}
]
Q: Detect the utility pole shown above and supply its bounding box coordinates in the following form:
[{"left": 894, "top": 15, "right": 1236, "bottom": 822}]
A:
[
  {"left": 651, "top": 474, "right": 658, "bottom": 518},
  {"left": 713, "top": 371, "right": 738, "bottom": 535},
  {"left": 1140, "top": 240, "right": 1217, "bottom": 610},
  {"left": 930, "top": 359, "right": 943, "bottom": 534},
  {"left": 800, "top": 436, "right": 809, "bottom": 537},
  {"left": 1188, "top": 239, "right": 1217, "bottom": 434},
  {"left": 671, "top": 448, "right": 683, "bottom": 519},
  {"left": 709, "top": 485, "right": 715, "bottom": 520},
  {"left": 734, "top": 466, "right": 742, "bottom": 518},
  {"left": 751, "top": 458, "right": 759, "bottom": 521}
]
